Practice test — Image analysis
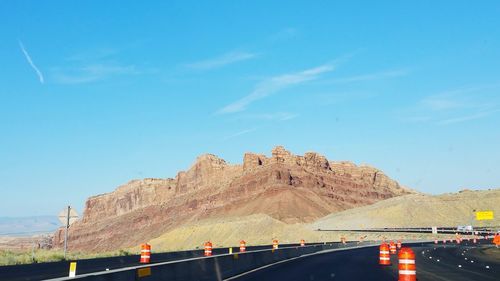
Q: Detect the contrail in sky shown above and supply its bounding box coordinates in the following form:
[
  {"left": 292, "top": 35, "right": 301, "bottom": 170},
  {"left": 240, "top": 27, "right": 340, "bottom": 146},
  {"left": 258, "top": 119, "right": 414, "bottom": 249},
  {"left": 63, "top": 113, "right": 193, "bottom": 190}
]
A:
[{"left": 19, "top": 41, "right": 44, "bottom": 84}]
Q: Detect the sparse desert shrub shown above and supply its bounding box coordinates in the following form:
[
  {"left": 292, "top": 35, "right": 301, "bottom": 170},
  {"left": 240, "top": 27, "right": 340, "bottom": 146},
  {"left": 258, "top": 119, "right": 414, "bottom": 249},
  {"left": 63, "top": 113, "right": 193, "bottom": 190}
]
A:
[{"left": 118, "top": 249, "right": 131, "bottom": 256}]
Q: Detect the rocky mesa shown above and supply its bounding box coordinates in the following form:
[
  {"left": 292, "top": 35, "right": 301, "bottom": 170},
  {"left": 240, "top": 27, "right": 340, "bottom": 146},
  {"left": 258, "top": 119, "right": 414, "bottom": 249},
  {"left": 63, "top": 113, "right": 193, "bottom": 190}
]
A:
[{"left": 54, "top": 146, "right": 412, "bottom": 252}]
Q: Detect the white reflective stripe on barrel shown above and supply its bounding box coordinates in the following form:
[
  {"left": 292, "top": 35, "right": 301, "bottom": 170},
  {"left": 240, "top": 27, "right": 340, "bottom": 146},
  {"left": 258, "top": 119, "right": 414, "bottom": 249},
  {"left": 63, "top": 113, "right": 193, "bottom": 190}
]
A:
[
  {"left": 380, "top": 251, "right": 390, "bottom": 254},
  {"left": 141, "top": 250, "right": 151, "bottom": 253},
  {"left": 399, "top": 270, "right": 416, "bottom": 275},
  {"left": 399, "top": 259, "right": 415, "bottom": 264},
  {"left": 140, "top": 255, "right": 150, "bottom": 258},
  {"left": 379, "top": 257, "right": 390, "bottom": 260}
]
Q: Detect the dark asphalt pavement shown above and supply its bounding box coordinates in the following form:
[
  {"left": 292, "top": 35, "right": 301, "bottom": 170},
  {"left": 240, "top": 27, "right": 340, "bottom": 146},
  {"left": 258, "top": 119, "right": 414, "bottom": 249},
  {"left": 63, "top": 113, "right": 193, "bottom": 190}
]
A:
[
  {"left": 227, "top": 241, "right": 499, "bottom": 281},
  {"left": 0, "top": 243, "right": 324, "bottom": 281}
]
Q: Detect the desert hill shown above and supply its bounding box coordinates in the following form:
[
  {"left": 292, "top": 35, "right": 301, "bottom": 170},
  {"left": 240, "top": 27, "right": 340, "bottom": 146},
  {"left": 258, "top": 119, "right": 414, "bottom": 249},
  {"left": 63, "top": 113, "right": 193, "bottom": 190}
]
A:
[
  {"left": 54, "top": 146, "right": 410, "bottom": 252},
  {"left": 144, "top": 214, "right": 421, "bottom": 253},
  {"left": 147, "top": 189, "right": 500, "bottom": 253},
  {"left": 311, "top": 189, "right": 500, "bottom": 230}
]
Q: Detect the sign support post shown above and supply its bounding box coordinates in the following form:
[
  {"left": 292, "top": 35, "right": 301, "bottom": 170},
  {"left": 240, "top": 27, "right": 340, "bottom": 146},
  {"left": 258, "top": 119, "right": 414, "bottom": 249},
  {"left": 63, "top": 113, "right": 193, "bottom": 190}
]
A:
[
  {"left": 64, "top": 205, "right": 70, "bottom": 259},
  {"left": 58, "top": 206, "right": 79, "bottom": 260}
]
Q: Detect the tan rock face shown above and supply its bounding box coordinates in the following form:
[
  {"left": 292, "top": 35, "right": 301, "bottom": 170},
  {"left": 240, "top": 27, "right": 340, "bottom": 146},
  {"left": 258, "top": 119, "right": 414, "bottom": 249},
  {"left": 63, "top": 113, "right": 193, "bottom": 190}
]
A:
[{"left": 55, "top": 146, "right": 412, "bottom": 252}]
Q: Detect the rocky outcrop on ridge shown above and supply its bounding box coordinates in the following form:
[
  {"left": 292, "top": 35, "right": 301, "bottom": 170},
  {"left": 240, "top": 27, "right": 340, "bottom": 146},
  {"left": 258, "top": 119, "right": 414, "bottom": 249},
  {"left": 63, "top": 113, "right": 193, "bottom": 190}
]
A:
[{"left": 54, "top": 146, "right": 411, "bottom": 252}]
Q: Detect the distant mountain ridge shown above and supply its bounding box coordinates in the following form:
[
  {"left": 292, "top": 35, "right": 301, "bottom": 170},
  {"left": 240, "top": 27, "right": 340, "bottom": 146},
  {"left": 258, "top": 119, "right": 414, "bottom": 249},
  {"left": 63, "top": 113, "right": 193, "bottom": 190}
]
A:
[
  {"left": 0, "top": 216, "right": 59, "bottom": 236},
  {"left": 53, "top": 146, "right": 412, "bottom": 252}
]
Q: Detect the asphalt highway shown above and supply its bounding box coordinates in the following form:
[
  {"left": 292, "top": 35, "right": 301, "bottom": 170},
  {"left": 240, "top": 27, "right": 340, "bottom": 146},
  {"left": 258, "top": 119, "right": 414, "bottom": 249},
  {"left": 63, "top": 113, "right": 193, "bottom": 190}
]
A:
[
  {"left": 226, "top": 241, "right": 499, "bottom": 281},
  {"left": 0, "top": 243, "right": 324, "bottom": 281}
]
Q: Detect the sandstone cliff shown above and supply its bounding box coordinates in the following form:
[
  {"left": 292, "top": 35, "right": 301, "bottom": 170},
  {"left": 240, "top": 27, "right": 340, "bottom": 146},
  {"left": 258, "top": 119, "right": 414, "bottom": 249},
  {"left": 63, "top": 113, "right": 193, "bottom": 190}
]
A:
[{"left": 54, "top": 146, "right": 411, "bottom": 252}]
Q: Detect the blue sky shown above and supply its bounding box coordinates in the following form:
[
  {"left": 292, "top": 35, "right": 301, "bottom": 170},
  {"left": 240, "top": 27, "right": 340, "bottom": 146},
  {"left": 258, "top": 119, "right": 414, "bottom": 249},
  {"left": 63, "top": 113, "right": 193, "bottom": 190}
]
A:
[{"left": 1, "top": 1, "right": 499, "bottom": 217}]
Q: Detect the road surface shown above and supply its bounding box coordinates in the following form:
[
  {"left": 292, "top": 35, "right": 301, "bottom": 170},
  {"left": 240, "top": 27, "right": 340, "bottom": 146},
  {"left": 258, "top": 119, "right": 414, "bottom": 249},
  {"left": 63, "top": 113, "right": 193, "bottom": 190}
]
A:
[{"left": 226, "top": 241, "right": 499, "bottom": 281}]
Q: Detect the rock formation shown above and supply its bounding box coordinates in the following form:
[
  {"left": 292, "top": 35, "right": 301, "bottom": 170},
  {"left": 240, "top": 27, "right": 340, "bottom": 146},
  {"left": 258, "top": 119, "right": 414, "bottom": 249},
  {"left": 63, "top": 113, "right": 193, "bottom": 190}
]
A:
[{"left": 54, "top": 146, "right": 411, "bottom": 252}]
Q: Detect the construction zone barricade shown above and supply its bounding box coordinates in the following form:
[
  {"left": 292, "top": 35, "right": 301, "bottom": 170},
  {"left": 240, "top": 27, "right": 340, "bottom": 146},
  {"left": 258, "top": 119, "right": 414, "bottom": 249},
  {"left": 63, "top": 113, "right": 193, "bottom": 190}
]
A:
[
  {"left": 204, "top": 241, "right": 213, "bottom": 257},
  {"left": 272, "top": 239, "right": 279, "bottom": 250},
  {"left": 140, "top": 243, "right": 151, "bottom": 264},
  {"left": 493, "top": 233, "right": 500, "bottom": 247},
  {"left": 390, "top": 241, "right": 397, "bottom": 254},
  {"left": 398, "top": 247, "right": 416, "bottom": 281},
  {"left": 379, "top": 243, "right": 391, "bottom": 265},
  {"left": 239, "top": 240, "right": 246, "bottom": 252},
  {"left": 300, "top": 239, "right": 305, "bottom": 247}
]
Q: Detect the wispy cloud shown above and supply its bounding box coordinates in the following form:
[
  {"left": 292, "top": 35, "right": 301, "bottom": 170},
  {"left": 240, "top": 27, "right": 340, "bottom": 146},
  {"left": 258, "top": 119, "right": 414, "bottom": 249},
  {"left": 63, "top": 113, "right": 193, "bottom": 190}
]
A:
[
  {"left": 418, "top": 85, "right": 495, "bottom": 112},
  {"left": 420, "top": 96, "right": 465, "bottom": 111},
  {"left": 185, "top": 51, "right": 257, "bottom": 70},
  {"left": 322, "top": 69, "right": 409, "bottom": 84},
  {"left": 52, "top": 64, "right": 138, "bottom": 84},
  {"left": 437, "top": 109, "right": 500, "bottom": 125},
  {"left": 19, "top": 41, "right": 44, "bottom": 84},
  {"left": 240, "top": 112, "right": 298, "bottom": 121},
  {"left": 65, "top": 48, "right": 117, "bottom": 62},
  {"left": 217, "top": 63, "right": 336, "bottom": 114},
  {"left": 222, "top": 128, "right": 257, "bottom": 140},
  {"left": 404, "top": 83, "right": 500, "bottom": 125}
]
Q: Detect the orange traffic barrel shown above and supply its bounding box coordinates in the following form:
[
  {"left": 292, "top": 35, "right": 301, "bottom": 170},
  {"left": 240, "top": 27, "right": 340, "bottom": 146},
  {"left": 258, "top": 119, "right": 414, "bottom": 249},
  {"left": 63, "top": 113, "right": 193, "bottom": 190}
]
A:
[
  {"left": 272, "top": 239, "right": 279, "bottom": 250},
  {"left": 390, "top": 241, "right": 397, "bottom": 254},
  {"left": 239, "top": 240, "right": 246, "bottom": 252},
  {"left": 204, "top": 241, "right": 213, "bottom": 256},
  {"left": 434, "top": 239, "right": 438, "bottom": 244},
  {"left": 379, "top": 243, "right": 391, "bottom": 265},
  {"left": 398, "top": 247, "right": 416, "bottom": 281},
  {"left": 473, "top": 237, "right": 477, "bottom": 244},
  {"left": 300, "top": 239, "right": 305, "bottom": 247},
  {"left": 493, "top": 234, "right": 500, "bottom": 246},
  {"left": 341, "top": 237, "right": 346, "bottom": 244},
  {"left": 397, "top": 240, "right": 402, "bottom": 249},
  {"left": 140, "top": 243, "right": 151, "bottom": 263}
]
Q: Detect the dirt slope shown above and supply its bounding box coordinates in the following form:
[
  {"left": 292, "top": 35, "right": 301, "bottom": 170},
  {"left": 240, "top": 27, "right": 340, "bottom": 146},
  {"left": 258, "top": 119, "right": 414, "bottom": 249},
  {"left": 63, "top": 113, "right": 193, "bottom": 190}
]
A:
[{"left": 311, "top": 189, "right": 500, "bottom": 230}]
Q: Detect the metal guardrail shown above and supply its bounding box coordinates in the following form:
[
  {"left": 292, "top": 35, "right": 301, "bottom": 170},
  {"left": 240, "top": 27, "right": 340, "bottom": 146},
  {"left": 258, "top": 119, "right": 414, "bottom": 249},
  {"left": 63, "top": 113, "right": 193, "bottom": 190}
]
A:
[{"left": 315, "top": 227, "right": 498, "bottom": 235}]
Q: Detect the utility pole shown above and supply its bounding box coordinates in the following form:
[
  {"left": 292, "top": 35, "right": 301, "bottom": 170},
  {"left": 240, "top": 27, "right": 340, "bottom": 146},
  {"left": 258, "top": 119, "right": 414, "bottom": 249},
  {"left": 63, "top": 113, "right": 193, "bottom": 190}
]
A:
[{"left": 64, "top": 205, "right": 70, "bottom": 259}]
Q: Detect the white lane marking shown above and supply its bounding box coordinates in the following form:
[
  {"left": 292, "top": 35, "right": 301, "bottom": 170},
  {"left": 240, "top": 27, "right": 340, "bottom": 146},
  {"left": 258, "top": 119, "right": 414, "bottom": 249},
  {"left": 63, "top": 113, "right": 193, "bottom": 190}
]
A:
[{"left": 223, "top": 244, "right": 379, "bottom": 281}]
